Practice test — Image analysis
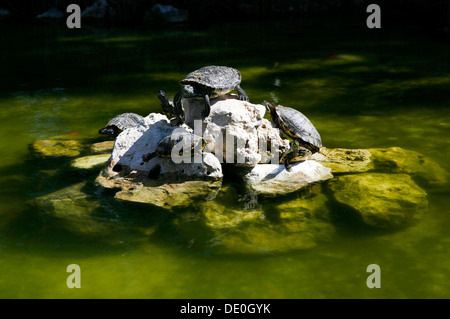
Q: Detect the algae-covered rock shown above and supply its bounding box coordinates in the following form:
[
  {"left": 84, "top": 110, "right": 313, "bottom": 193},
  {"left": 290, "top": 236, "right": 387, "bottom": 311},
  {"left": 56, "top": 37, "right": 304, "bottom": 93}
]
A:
[
  {"left": 34, "top": 182, "right": 162, "bottom": 240},
  {"left": 244, "top": 160, "right": 333, "bottom": 196},
  {"left": 90, "top": 141, "right": 115, "bottom": 154},
  {"left": 32, "top": 139, "right": 85, "bottom": 157},
  {"left": 200, "top": 202, "right": 263, "bottom": 229},
  {"left": 311, "top": 147, "right": 374, "bottom": 173},
  {"left": 368, "top": 147, "right": 448, "bottom": 185},
  {"left": 71, "top": 154, "right": 111, "bottom": 169},
  {"left": 328, "top": 173, "right": 428, "bottom": 228},
  {"left": 34, "top": 182, "right": 108, "bottom": 235},
  {"left": 96, "top": 170, "right": 222, "bottom": 210},
  {"left": 175, "top": 185, "right": 335, "bottom": 254},
  {"left": 212, "top": 192, "right": 335, "bottom": 254}
]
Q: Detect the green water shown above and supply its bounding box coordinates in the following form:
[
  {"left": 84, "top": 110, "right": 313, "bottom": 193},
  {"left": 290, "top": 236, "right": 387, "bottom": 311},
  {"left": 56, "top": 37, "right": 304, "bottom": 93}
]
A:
[{"left": 1, "top": 19, "right": 450, "bottom": 299}]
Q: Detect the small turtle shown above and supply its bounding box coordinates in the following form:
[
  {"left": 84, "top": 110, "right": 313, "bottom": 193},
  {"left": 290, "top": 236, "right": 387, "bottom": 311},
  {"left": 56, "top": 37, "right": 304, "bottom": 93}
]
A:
[
  {"left": 158, "top": 90, "right": 183, "bottom": 126},
  {"left": 99, "top": 112, "right": 145, "bottom": 136},
  {"left": 263, "top": 100, "right": 322, "bottom": 168},
  {"left": 280, "top": 140, "right": 311, "bottom": 171},
  {"left": 142, "top": 131, "right": 206, "bottom": 162},
  {"left": 174, "top": 65, "right": 249, "bottom": 119}
]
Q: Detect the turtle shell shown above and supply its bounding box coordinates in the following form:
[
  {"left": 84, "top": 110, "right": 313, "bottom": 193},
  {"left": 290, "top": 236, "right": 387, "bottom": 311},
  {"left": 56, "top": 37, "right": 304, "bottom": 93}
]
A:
[
  {"left": 155, "top": 132, "right": 205, "bottom": 157},
  {"left": 275, "top": 106, "right": 322, "bottom": 152},
  {"left": 107, "top": 113, "right": 145, "bottom": 131},
  {"left": 180, "top": 66, "right": 241, "bottom": 93}
]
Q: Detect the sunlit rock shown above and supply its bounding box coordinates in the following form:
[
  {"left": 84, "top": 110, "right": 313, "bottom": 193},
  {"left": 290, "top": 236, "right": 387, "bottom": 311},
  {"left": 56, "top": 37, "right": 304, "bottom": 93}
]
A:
[
  {"left": 244, "top": 160, "right": 333, "bottom": 196},
  {"left": 368, "top": 147, "right": 448, "bottom": 186},
  {"left": 107, "top": 112, "right": 222, "bottom": 180},
  {"left": 32, "top": 139, "right": 85, "bottom": 157},
  {"left": 311, "top": 147, "right": 374, "bottom": 173},
  {"left": 96, "top": 171, "right": 222, "bottom": 210},
  {"left": 71, "top": 154, "right": 111, "bottom": 169},
  {"left": 202, "top": 95, "right": 289, "bottom": 167},
  {"left": 328, "top": 173, "right": 428, "bottom": 228},
  {"left": 90, "top": 141, "right": 115, "bottom": 153}
]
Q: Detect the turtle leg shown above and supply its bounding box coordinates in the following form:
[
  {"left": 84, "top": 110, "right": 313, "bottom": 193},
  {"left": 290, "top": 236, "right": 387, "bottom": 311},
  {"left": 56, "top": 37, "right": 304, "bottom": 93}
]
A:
[
  {"left": 284, "top": 153, "right": 293, "bottom": 171},
  {"left": 201, "top": 95, "right": 211, "bottom": 119},
  {"left": 280, "top": 149, "right": 293, "bottom": 171},
  {"left": 142, "top": 152, "right": 157, "bottom": 162},
  {"left": 235, "top": 85, "right": 249, "bottom": 102},
  {"left": 173, "top": 91, "right": 184, "bottom": 124},
  {"left": 157, "top": 90, "right": 172, "bottom": 116}
]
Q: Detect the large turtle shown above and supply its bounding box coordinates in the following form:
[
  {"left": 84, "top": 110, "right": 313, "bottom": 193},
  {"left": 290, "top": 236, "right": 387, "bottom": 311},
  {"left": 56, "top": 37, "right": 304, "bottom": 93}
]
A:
[
  {"left": 174, "top": 65, "right": 249, "bottom": 119},
  {"left": 142, "top": 131, "right": 206, "bottom": 162},
  {"left": 263, "top": 101, "right": 322, "bottom": 169},
  {"left": 98, "top": 112, "right": 145, "bottom": 136}
]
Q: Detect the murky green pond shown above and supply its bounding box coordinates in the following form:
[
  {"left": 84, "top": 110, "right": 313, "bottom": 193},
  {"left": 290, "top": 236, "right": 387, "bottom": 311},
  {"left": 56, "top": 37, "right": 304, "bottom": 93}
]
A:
[{"left": 1, "top": 19, "right": 449, "bottom": 299}]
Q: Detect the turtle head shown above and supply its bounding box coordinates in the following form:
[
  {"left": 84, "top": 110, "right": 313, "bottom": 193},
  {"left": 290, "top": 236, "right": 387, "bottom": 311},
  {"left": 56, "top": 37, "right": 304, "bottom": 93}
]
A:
[
  {"left": 99, "top": 126, "right": 119, "bottom": 136},
  {"left": 263, "top": 100, "right": 277, "bottom": 118},
  {"left": 181, "top": 84, "right": 196, "bottom": 98}
]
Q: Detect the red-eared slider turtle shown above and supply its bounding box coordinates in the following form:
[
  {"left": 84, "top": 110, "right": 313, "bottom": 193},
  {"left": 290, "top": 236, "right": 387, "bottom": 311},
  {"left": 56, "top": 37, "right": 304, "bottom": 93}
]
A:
[
  {"left": 99, "top": 112, "right": 145, "bottom": 136},
  {"left": 174, "top": 65, "right": 249, "bottom": 119},
  {"left": 158, "top": 90, "right": 183, "bottom": 126},
  {"left": 280, "top": 140, "right": 311, "bottom": 170},
  {"left": 263, "top": 100, "right": 322, "bottom": 168},
  {"left": 142, "top": 131, "right": 206, "bottom": 162}
]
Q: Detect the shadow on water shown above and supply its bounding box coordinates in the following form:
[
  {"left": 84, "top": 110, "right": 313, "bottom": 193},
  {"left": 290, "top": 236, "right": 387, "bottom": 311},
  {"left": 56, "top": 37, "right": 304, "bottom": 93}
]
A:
[{"left": 1, "top": 19, "right": 449, "bottom": 117}]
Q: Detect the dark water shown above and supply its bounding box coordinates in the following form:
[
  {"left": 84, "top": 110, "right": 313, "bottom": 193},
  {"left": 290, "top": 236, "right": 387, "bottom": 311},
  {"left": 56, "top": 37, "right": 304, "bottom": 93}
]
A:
[{"left": 0, "top": 19, "right": 449, "bottom": 298}]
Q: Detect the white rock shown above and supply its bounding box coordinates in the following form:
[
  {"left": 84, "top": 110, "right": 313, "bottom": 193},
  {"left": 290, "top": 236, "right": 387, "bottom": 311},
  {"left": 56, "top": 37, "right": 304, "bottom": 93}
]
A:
[
  {"left": 110, "top": 114, "right": 173, "bottom": 171},
  {"left": 244, "top": 160, "right": 333, "bottom": 196},
  {"left": 202, "top": 95, "right": 289, "bottom": 167},
  {"left": 108, "top": 112, "right": 222, "bottom": 180},
  {"left": 157, "top": 152, "right": 223, "bottom": 179}
]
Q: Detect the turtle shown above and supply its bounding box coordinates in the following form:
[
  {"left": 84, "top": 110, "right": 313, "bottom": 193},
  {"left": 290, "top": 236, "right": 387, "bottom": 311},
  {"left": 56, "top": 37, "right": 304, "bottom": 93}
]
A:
[
  {"left": 157, "top": 90, "right": 183, "bottom": 126},
  {"left": 174, "top": 65, "right": 249, "bottom": 119},
  {"left": 142, "top": 131, "right": 207, "bottom": 162},
  {"left": 280, "top": 140, "right": 311, "bottom": 171},
  {"left": 99, "top": 112, "right": 145, "bottom": 136},
  {"left": 263, "top": 100, "right": 322, "bottom": 167}
]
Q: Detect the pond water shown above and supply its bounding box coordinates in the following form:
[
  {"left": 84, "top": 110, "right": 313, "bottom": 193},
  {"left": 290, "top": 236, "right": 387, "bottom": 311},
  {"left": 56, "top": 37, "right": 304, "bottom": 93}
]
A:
[{"left": 0, "top": 19, "right": 449, "bottom": 299}]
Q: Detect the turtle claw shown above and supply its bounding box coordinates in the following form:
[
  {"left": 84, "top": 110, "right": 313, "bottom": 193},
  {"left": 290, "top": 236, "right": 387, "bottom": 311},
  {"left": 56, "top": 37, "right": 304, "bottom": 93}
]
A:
[{"left": 239, "top": 95, "right": 249, "bottom": 102}]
